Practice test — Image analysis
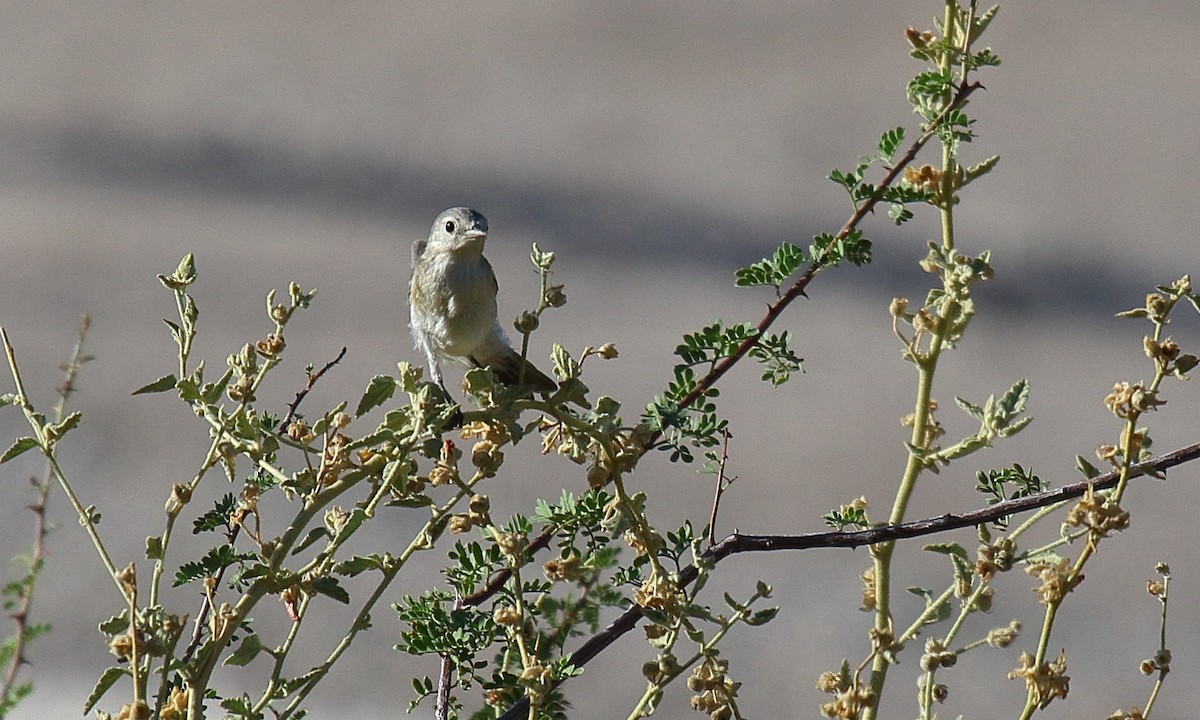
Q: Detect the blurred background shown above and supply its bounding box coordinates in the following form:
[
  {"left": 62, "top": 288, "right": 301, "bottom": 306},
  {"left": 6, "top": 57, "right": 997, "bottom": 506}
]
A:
[{"left": 2, "top": 2, "right": 1199, "bottom": 718}]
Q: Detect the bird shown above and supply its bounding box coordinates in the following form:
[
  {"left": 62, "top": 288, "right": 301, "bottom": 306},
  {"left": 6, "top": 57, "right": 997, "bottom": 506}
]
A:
[{"left": 409, "top": 207, "right": 557, "bottom": 396}]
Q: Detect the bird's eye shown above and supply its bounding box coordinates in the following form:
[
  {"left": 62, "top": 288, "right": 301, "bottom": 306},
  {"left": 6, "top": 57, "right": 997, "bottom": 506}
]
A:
[{"left": 444, "top": 220, "right": 456, "bottom": 234}]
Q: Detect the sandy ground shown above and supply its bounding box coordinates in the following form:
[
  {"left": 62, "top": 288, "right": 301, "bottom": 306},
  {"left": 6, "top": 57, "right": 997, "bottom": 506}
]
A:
[{"left": 2, "top": 2, "right": 1200, "bottom": 718}]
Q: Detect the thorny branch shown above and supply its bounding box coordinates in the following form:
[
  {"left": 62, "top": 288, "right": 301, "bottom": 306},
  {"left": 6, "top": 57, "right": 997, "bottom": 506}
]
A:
[
  {"left": 1, "top": 315, "right": 91, "bottom": 701},
  {"left": 496, "top": 438, "right": 1200, "bottom": 720},
  {"left": 653, "top": 81, "right": 982, "bottom": 448},
  {"left": 461, "top": 81, "right": 986, "bottom": 619},
  {"left": 279, "top": 346, "right": 347, "bottom": 431},
  {"left": 181, "top": 345, "right": 347, "bottom": 664},
  {"left": 434, "top": 595, "right": 463, "bottom": 720}
]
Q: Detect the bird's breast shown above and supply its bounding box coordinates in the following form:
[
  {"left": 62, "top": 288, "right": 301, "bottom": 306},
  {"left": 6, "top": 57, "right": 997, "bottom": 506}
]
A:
[{"left": 413, "top": 251, "right": 498, "bottom": 357}]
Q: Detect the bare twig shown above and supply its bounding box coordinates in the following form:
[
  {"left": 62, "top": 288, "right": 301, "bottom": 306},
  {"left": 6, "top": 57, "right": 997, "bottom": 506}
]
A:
[
  {"left": 708, "top": 428, "right": 734, "bottom": 547},
  {"left": 434, "top": 595, "right": 463, "bottom": 720},
  {"left": 279, "top": 346, "right": 347, "bottom": 430},
  {"left": 496, "top": 439, "right": 1200, "bottom": 720},
  {"left": 2, "top": 315, "right": 91, "bottom": 700}
]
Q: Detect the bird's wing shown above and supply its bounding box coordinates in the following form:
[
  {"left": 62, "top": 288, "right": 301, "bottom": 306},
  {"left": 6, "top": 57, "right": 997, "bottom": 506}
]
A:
[
  {"left": 483, "top": 256, "right": 499, "bottom": 294},
  {"left": 410, "top": 238, "right": 428, "bottom": 268},
  {"left": 471, "top": 344, "right": 557, "bottom": 394}
]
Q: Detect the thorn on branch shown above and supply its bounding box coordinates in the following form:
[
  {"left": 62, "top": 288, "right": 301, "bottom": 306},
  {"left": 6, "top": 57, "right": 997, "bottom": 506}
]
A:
[
  {"left": 279, "top": 346, "right": 347, "bottom": 431},
  {"left": 494, "top": 439, "right": 1200, "bottom": 720}
]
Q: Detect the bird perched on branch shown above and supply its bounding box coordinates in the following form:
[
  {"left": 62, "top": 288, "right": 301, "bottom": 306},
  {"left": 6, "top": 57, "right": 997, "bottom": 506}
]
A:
[{"left": 409, "top": 207, "right": 557, "bottom": 396}]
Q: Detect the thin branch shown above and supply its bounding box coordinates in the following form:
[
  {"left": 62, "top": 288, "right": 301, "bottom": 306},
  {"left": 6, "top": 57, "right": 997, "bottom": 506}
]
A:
[
  {"left": 708, "top": 428, "right": 734, "bottom": 547},
  {"left": 496, "top": 438, "right": 1200, "bottom": 720},
  {"left": 2, "top": 326, "right": 122, "bottom": 594},
  {"left": 463, "top": 84, "right": 986, "bottom": 617},
  {"left": 279, "top": 346, "right": 347, "bottom": 430},
  {"left": 1, "top": 315, "right": 91, "bottom": 700},
  {"left": 181, "top": 346, "right": 347, "bottom": 664},
  {"left": 434, "top": 595, "right": 463, "bottom": 720},
  {"left": 650, "top": 81, "right": 982, "bottom": 450},
  {"left": 462, "top": 526, "right": 555, "bottom": 608}
]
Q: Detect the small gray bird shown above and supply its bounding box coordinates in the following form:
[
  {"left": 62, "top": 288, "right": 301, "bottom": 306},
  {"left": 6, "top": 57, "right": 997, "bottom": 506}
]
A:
[{"left": 409, "top": 207, "right": 557, "bottom": 395}]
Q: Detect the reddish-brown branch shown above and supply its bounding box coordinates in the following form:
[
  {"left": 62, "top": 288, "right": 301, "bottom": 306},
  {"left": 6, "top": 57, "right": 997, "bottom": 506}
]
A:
[
  {"left": 496, "top": 439, "right": 1200, "bottom": 720},
  {"left": 2, "top": 315, "right": 91, "bottom": 700},
  {"left": 654, "top": 82, "right": 981, "bottom": 448},
  {"left": 279, "top": 346, "right": 347, "bottom": 430},
  {"left": 466, "top": 83, "right": 987, "bottom": 619}
]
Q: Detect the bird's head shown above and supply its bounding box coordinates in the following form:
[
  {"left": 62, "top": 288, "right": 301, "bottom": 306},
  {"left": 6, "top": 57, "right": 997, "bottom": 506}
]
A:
[{"left": 428, "top": 207, "right": 488, "bottom": 255}]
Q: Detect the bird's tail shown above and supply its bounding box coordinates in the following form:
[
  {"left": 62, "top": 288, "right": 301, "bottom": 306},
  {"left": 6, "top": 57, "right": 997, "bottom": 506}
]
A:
[{"left": 472, "top": 345, "right": 557, "bottom": 394}]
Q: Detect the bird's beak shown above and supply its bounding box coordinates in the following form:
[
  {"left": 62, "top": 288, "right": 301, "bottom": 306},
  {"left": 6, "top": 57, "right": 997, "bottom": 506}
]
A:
[{"left": 453, "top": 227, "right": 486, "bottom": 252}]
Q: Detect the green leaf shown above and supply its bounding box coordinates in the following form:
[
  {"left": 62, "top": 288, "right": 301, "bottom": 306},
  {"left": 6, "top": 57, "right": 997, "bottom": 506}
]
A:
[
  {"left": 131, "top": 374, "right": 178, "bottom": 396},
  {"left": 173, "top": 544, "right": 256, "bottom": 586},
  {"left": 45, "top": 411, "right": 82, "bottom": 440},
  {"left": 0, "top": 437, "right": 39, "bottom": 463},
  {"left": 146, "top": 535, "right": 164, "bottom": 560},
  {"left": 292, "top": 527, "right": 329, "bottom": 555},
  {"left": 997, "top": 379, "right": 1029, "bottom": 417},
  {"left": 176, "top": 377, "right": 202, "bottom": 405},
  {"left": 83, "top": 666, "right": 129, "bottom": 715},
  {"left": 811, "top": 230, "right": 872, "bottom": 269},
  {"left": 923, "top": 542, "right": 969, "bottom": 563},
  {"left": 926, "top": 543, "right": 974, "bottom": 584},
  {"left": 954, "top": 396, "right": 985, "bottom": 419},
  {"left": 551, "top": 343, "right": 581, "bottom": 380},
  {"left": 827, "top": 168, "right": 860, "bottom": 190},
  {"left": 735, "top": 242, "right": 806, "bottom": 292},
  {"left": 0, "top": 393, "right": 16, "bottom": 408},
  {"left": 236, "top": 563, "right": 270, "bottom": 584},
  {"left": 1022, "top": 550, "right": 1065, "bottom": 567},
  {"left": 220, "top": 696, "right": 253, "bottom": 714},
  {"left": 335, "top": 554, "right": 387, "bottom": 577},
  {"left": 963, "top": 155, "right": 1000, "bottom": 184},
  {"left": 201, "top": 366, "right": 233, "bottom": 405},
  {"left": 745, "top": 607, "right": 779, "bottom": 626},
  {"left": 749, "top": 330, "right": 804, "bottom": 386},
  {"left": 193, "top": 494, "right": 236, "bottom": 534},
  {"left": 412, "top": 675, "right": 434, "bottom": 696},
  {"left": 968, "top": 47, "right": 1002, "bottom": 69},
  {"left": 888, "top": 204, "right": 915, "bottom": 225},
  {"left": 907, "top": 587, "right": 934, "bottom": 600},
  {"left": 641, "top": 608, "right": 670, "bottom": 626},
  {"left": 310, "top": 576, "right": 350, "bottom": 604},
  {"left": 332, "top": 509, "right": 367, "bottom": 543},
  {"left": 161, "top": 318, "right": 182, "bottom": 346},
  {"left": 385, "top": 495, "right": 434, "bottom": 509},
  {"left": 1075, "top": 455, "right": 1101, "bottom": 480},
  {"left": 973, "top": 4, "right": 1000, "bottom": 36},
  {"left": 0, "top": 680, "right": 33, "bottom": 715},
  {"left": 97, "top": 612, "right": 130, "bottom": 636},
  {"left": 530, "top": 242, "right": 556, "bottom": 271},
  {"left": 355, "top": 375, "right": 397, "bottom": 417},
  {"left": 877, "top": 126, "right": 906, "bottom": 161},
  {"left": 998, "top": 416, "right": 1033, "bottom": 437},
  {"left": 907, "top": 69, "right": 953, "bottom": 100},
  {"left": 224, "top": 634, "right": 265, "bottom": 667}
]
